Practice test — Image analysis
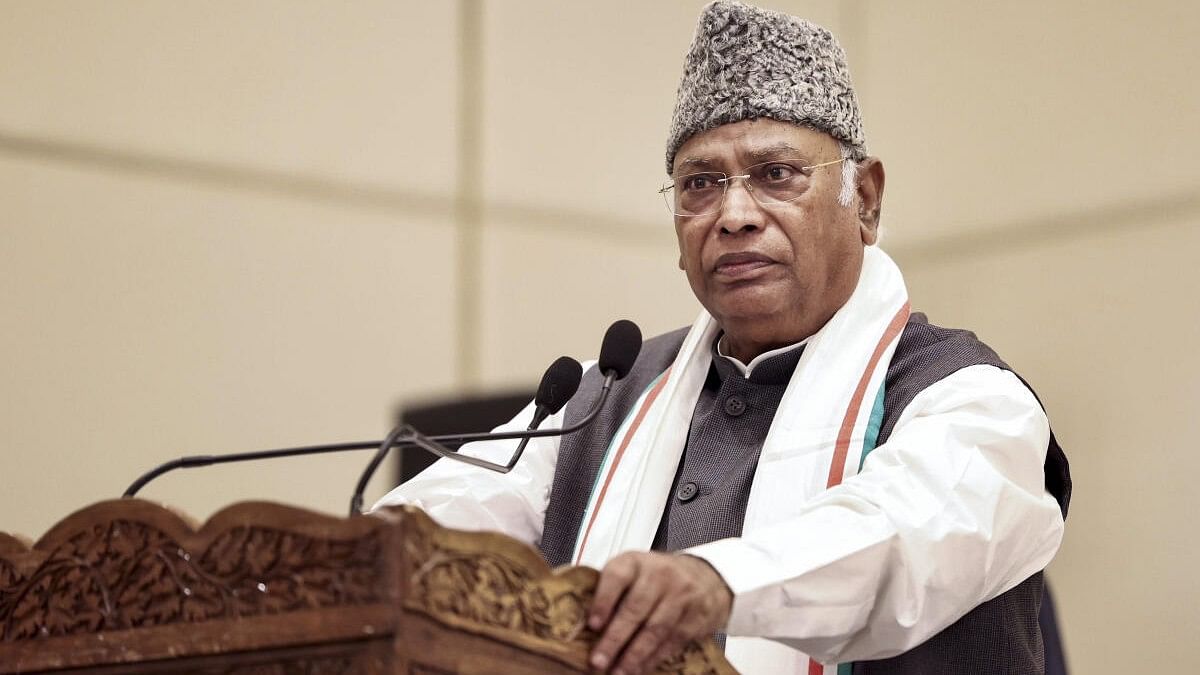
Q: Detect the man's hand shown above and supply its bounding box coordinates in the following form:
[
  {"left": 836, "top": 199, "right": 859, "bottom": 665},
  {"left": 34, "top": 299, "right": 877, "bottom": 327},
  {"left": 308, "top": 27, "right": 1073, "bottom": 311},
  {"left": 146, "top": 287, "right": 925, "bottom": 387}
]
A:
[{"left": 587, "top": 552, "right": 733, "bottom": 675}]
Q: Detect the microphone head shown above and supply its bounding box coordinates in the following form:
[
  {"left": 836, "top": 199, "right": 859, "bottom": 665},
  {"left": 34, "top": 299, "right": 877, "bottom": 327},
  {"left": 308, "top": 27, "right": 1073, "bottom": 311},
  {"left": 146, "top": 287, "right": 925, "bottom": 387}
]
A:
[
  {"left": 598, "top": 319, "right": 642, "bottom": 380},
  {"left": 536, "top": 356, "right": 584, "bottom": 415}
]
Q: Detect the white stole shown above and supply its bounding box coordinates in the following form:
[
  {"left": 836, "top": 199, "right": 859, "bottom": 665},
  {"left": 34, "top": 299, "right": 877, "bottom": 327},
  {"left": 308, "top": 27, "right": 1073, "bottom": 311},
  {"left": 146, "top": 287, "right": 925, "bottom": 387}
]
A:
[{"left": 571, "top": 246, "right": 911, "bottom": 673}]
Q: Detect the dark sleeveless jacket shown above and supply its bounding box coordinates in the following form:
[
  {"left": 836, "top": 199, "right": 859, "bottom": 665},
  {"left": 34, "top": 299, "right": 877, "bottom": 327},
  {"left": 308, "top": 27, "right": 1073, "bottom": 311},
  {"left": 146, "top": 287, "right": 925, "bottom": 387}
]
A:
[{"left": 539, "top": 313, "right": 1071, "bottom": 675}]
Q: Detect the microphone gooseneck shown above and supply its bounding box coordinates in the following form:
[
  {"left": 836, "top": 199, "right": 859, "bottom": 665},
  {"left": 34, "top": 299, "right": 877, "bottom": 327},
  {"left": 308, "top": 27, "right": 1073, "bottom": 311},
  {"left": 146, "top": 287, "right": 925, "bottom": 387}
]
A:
[
  {"left": 507, "top": 355, "right": 584, "bottom": 468},
  {"left": 347, "top": 320, "right": 642, "bottom": 513},
  {"left": 382, "top": 319, "right": 643, "bottom": 485},
  {"left": 122, "top": 320, "right": 645, "bottom": 509},
  {"left": 122, "top": 440, "right": 380, "bottom": 499},
  {"left": 348, "top": 355, "right": 584, "bottom": 516},
  {"left": 348, "top": 425, "right": 411, "bottom": 517}
]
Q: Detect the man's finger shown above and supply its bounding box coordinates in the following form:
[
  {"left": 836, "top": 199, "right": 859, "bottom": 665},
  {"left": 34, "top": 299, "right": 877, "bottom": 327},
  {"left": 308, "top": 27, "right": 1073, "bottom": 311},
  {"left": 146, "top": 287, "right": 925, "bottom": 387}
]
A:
[
  {"left": 591, "top": 572, "right": 660, "bottom": 672},
  {"left": 643, "top": 606, "right": 708, "bottom": 671},
  {"left": 589, "top": 554, "right": 638, "bottom": 631},
  {"left": 611, "top": 594, "right": 686, "bottom": 675}
]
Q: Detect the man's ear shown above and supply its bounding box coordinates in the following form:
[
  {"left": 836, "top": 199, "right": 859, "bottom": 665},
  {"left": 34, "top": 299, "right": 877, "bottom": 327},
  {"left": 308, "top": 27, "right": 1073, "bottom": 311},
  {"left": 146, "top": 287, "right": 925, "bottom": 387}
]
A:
[{"left": 855, "top": 157, "right": 885, "bottom": 245}]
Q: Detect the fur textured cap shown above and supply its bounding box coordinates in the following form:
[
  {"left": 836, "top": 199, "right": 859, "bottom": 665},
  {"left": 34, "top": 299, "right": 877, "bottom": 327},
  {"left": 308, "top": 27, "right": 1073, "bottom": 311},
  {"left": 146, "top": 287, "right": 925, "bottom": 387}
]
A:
[{"left": 665, "top": 0, "right": 867, "bottom": 173}]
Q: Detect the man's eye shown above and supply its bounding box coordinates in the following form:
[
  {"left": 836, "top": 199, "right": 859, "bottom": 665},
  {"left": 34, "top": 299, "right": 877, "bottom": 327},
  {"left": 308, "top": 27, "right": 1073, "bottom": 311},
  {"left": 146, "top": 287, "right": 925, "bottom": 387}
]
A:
[
  {"left": 762, "top": 164, "right": 797, "bottom": 182},
  {"left": 683, "top": 174, "right": 721, "bottom": 191}
]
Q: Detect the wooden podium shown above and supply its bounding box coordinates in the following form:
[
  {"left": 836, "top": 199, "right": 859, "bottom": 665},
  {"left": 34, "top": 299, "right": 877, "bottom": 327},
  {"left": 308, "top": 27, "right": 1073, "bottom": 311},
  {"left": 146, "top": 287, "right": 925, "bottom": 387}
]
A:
[{"left": 0, "top": 500, "right": 736, "bottom": 674}]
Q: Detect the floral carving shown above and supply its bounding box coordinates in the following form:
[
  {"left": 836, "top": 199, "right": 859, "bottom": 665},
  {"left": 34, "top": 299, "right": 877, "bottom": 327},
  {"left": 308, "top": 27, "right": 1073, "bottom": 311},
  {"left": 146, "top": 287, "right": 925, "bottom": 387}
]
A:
[
  {"left": 658, "top": 642, "right": 723, "bottom": 675},
  {"left": 400, "top": 514, "right": 731, "bottom": 675},
  {"left": 0, "top": 515, "right": 385, "bottom": 641},
  {"left": 410, "top": 548, "right": 594, "bottom": 646}
]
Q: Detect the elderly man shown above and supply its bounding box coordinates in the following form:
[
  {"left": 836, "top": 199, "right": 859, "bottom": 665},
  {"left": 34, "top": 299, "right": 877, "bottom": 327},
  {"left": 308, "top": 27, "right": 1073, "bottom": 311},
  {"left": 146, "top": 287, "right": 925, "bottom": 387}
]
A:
[{"left": 375, "top": 2, "right": 1071, "bottom": 674}]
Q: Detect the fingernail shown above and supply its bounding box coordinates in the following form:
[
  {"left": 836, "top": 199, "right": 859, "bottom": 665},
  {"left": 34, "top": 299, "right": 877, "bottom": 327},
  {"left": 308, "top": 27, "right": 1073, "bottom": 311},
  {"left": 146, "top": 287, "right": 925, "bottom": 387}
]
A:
[
  {"left": 591, "top": 653, "right": 608, "bottom": 670},
  {"left": 588, "top": 614, "right": 602, "bottom": 629}
]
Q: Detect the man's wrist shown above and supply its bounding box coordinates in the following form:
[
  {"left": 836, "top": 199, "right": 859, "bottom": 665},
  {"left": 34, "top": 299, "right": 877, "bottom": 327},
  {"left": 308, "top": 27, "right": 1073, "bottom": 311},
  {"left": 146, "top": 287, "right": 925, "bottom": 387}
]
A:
[{"left": 677, "top": 553, "right": 734, "bottom": 626}]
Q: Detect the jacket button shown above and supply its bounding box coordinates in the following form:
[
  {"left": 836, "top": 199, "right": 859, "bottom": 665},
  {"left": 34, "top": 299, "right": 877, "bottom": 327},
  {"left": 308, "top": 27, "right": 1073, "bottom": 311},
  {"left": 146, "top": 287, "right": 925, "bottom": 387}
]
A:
[
  {"left": 676, "top": 481, "right": 699, "bottom": 502},
  {"left": 724, "top": 395, "right": 746, "bottom": 417}
]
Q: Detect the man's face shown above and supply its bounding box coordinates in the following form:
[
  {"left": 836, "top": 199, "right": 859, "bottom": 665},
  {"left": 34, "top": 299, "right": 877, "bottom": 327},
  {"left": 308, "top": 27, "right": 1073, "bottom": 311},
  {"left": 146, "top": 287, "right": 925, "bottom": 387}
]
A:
[{"left": 671, "top": 118, "right": 881, "bottom": 357}]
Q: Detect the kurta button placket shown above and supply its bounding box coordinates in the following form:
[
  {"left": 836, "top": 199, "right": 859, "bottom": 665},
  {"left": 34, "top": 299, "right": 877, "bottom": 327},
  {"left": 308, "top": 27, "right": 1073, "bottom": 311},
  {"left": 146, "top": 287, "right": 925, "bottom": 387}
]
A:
[{"left": 652, "top": 337, "right": 806, "bottom": 554}]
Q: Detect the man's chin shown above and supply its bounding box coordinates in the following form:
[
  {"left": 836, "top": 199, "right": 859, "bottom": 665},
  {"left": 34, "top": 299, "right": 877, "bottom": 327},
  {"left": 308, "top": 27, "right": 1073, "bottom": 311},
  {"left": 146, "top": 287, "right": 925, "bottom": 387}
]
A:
[
  {"left": 713, "top": 280, "right": 794, "bottom": 310},
  {"left": 709, "top": 297, "right": 794, "bottom": 329}
]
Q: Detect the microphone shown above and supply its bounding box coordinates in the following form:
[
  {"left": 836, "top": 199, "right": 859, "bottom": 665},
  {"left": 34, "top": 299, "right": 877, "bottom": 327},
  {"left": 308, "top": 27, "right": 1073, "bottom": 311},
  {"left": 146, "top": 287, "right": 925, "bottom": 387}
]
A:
[
  {"left": 598, "top": 319, "right": 641, "bottom": 380},
  {"left": 530, "top": 356, "right": 585, "bottom": 429},
  {"left": 390, "top": 318, "right": 641, "bottom": 472},
  {"left": 504, "top": 356, "right": 584, "bottom": 464},
  {"left": 347, "top": 321, "right": 642, "bottom": 513},
  {"left": 347, "top": 355, "right": 583, "bottom": 515},
  {"left": 121, "top": 319, "right": 643, "bottom": 503}
]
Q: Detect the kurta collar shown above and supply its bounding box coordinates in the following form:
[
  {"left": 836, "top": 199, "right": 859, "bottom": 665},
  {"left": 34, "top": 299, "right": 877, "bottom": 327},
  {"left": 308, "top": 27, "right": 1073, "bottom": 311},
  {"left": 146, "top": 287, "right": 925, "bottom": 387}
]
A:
[{"left": 713, "top": 334, "right": 807, "bottom": 385}]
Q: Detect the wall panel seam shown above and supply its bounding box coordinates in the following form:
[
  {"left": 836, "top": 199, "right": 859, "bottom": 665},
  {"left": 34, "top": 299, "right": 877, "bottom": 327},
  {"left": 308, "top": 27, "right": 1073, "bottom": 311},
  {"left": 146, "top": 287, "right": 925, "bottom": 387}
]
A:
[{"left": 3, "top": 130, "right": 1196, "bottom": 262}]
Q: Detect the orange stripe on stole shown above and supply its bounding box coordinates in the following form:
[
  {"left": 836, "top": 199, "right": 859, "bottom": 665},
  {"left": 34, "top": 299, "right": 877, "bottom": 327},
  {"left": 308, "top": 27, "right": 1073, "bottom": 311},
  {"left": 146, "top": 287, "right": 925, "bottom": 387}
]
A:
[
  {"left": 826, "top": 303, "right": 911, "bottom": 489},
  {"left": 574, "top": 366, "right": 673, "bottom": 565}
]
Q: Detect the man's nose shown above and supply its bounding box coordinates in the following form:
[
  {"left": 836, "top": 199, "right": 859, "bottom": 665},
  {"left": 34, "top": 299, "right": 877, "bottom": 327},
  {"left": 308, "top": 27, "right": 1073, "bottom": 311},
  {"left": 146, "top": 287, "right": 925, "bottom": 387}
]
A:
[{"left": 715, "top": 176, "right": 762, "bottom": 234}]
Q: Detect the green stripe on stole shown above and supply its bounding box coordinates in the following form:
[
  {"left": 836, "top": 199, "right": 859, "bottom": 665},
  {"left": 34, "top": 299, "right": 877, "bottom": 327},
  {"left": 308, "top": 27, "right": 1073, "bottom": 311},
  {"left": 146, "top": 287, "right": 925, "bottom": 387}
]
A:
[
  {"left": 573, "top": 370, "right": 668, "bottom": 555},
  {"left": 857, "top": 382, "right": 888, "bottom": 471},
  {"left": 836, "top": 381, "right": 887, "bottom": 675}
]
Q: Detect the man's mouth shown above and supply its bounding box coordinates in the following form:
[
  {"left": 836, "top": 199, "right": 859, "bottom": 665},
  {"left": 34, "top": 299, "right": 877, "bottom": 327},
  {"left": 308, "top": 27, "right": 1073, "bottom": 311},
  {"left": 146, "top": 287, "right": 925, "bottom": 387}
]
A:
[{"left": 712, "top": 252, "right": 776, "bottom": 280}]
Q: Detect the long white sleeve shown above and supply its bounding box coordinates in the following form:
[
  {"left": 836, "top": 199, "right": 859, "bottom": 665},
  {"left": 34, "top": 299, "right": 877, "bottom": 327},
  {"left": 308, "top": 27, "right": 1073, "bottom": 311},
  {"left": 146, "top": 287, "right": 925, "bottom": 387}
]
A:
[
  {"left": 370, "top": 399, "right": 562, "bottom": 547},
  {"left": 687, "top": 365, "right": 1065, "bottom": 663}
]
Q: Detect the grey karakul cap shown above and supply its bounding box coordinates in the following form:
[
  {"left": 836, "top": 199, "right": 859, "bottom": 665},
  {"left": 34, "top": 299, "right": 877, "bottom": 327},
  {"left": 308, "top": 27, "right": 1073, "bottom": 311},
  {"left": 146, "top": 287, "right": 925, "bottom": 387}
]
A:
[{"left": 665, "top": 0, "right": 867, "bottom": 173}]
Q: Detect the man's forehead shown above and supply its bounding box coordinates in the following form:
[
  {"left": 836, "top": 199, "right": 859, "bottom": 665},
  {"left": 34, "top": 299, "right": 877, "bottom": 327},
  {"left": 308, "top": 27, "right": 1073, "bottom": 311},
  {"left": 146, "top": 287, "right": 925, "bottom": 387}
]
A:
[{"left": 673, "top": 120, "right": 836, "bottom": 171}]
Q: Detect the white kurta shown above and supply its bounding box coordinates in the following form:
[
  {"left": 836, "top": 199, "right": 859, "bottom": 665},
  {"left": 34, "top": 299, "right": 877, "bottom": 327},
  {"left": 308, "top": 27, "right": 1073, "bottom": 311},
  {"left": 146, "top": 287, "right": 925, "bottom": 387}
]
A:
[{"left": 373, "top": 361, "right": 1064, "bottom": 666}]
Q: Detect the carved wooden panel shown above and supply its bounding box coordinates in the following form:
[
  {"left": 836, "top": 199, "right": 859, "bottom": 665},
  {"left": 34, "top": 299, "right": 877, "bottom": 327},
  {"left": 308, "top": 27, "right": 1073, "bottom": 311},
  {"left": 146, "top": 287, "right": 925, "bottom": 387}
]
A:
[
  {"left": 403, "top": 517, "right": 597, "bottom": 652},
  {"left": 0, "top": 500, "right": 387, "bottom": 642},
  {"left": 394, "top": 508, "right": 734, "bottom": 675},
  {"left": 0, "top": 500, "right": 737, "bottom": 674}
]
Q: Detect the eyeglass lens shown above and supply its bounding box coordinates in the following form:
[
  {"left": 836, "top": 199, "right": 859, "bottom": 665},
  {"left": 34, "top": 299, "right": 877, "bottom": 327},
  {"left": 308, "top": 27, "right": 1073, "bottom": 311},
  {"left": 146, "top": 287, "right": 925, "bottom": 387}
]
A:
[{"left": 665, "top": 160, "right": 819, "bottom": 216}]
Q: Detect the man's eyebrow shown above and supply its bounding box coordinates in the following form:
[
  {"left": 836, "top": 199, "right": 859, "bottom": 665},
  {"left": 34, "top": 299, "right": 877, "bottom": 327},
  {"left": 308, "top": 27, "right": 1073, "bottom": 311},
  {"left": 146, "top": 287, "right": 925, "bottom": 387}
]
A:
[
  {"left": 745, "top": 143, "right": 806, "bottom": 161},
  {"left": 676, "top": 156, "right": 717, "bottom": 171},
  {"left": 675, "top": 142, "right": 809, "bottom": 172}
]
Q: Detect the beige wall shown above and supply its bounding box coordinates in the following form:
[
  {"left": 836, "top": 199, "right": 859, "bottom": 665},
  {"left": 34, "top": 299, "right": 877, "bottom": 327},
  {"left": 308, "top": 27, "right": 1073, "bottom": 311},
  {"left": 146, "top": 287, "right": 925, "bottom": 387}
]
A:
[{"left": 2, "top": 1, "right": 1196, "bottom": 672}]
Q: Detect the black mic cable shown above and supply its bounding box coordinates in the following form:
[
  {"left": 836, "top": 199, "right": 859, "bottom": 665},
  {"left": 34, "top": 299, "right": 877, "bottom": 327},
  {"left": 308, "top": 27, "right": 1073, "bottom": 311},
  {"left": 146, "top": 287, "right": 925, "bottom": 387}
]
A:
[
  {"left": 347, "top": 320, "right": 642, "bottom": 514},
  {"left": 347, "top": 355, "right": 583, "bottom": 516},
  {"left": 122, "top": 320, "right": 643, "bottom": 501}
]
